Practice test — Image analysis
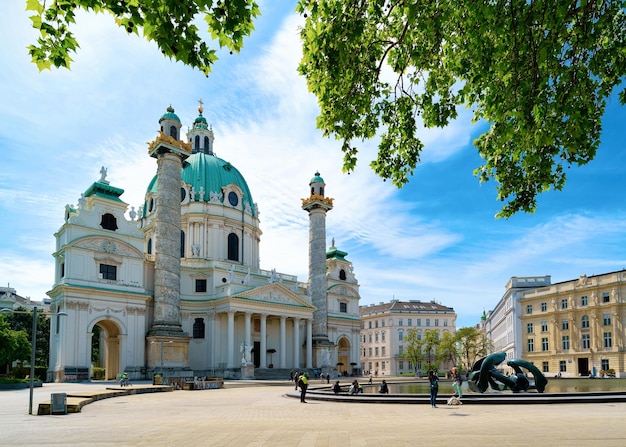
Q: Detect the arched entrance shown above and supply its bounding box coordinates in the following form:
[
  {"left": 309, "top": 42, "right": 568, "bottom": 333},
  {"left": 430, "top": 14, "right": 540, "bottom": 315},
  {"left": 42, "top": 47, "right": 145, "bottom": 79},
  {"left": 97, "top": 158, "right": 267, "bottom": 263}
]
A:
[
  {"left": 337, "top": 337, "right": 351, "bottom": 375},
  {"left": 91, "top": 319, "right": 123, "bottom": 380}
]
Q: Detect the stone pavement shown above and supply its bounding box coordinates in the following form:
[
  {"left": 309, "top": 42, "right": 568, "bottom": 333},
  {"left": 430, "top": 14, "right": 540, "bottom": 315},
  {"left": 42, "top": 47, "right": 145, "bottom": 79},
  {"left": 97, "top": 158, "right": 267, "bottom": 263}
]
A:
[{"left": 1, "top": 380, "right": 625, "bottom": 446}]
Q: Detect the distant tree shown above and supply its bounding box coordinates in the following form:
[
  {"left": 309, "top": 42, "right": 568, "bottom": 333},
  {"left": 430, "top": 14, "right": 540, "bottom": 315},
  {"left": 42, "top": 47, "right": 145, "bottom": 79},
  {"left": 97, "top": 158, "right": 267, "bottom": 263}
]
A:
[
  {"left": 297, "top": 0, "right": 626, "bottom": 217},
  {"left": 402, "top": 328, "right": 424, "bottom": 373},
  {"left": 4, "top": 307, "right": 50, "bottom": 368},
  {"left": 437, "top": 331, "right": 458, "bottom": 370},
  {"left": 0, "top": 318, "right": 31, "bottom": 367},
  {"left": 418, "top": 329, "right": 440, "bottom": 370},
  {"left": 456, "top": 327, "right": 489, "bottom": 371},
  {"left": 26, "top": 0, "right": 260, "bottom": 76}
]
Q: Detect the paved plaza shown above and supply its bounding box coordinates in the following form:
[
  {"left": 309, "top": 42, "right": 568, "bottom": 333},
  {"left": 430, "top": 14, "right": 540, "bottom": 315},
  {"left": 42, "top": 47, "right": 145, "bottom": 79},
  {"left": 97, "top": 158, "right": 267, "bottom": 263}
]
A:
[{"left": 1, "top": 380, "right": 625, "bottom": 446}]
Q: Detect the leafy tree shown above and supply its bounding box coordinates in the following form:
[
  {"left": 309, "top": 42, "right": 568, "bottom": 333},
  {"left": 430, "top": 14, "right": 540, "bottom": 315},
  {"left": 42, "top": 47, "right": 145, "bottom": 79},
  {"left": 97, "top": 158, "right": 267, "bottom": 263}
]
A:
[
  {"left": 297, "top": 0, "right": 626, "bottom": 217},
  {"left": 0, "top": 318, "right": 31, "bottom": 366},
  {"left": 402, "top": 328, "right": 424, "bottom": 373},
  {"left": 26, "top": 0, "right": 260, "bottom": 76},
  {"left": 456, "top": 326, "right": 491, "bottom": 371},
  {"left": 3, "top": 307, "right": 51, "bottom": 367},
  {"left": 437, "top": 331, "right": 458, "bottom": 369},
  {"left": 418, "top": 329, "right": 440, "bottom": 370}
]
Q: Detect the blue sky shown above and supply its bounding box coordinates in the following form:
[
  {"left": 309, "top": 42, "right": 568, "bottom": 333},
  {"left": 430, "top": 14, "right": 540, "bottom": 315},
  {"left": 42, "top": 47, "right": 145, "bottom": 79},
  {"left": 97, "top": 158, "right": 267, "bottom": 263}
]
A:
[{"left": 1, "top": 2, "right": 624, "bottom": 328}]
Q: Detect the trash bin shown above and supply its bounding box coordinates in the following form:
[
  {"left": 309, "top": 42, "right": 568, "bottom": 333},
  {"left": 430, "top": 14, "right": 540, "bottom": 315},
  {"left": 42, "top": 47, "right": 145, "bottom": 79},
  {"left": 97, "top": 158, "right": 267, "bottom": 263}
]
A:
[{"left": 51, "top": 393, "right": 67, "bottom": 415}]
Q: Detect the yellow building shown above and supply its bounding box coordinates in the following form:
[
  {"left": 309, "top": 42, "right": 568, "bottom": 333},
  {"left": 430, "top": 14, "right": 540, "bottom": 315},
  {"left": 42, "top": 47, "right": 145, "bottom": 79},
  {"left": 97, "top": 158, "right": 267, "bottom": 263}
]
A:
[{"left": 519, "top": 270, "right": 626, "bottom": 378}]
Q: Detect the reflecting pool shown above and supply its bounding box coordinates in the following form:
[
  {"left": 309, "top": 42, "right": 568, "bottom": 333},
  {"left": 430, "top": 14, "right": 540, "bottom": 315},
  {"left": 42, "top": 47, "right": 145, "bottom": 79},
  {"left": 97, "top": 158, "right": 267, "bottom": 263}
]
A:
[{"left": 362, "top": 378, "right": 626, "bottom": 394}]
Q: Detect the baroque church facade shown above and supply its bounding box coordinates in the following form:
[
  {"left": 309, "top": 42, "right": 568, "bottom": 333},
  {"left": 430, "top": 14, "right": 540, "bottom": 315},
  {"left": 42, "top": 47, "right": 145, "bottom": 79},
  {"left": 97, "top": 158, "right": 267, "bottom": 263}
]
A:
[{"left": 46, "top": 106, "right": 362, "bottom": 382}]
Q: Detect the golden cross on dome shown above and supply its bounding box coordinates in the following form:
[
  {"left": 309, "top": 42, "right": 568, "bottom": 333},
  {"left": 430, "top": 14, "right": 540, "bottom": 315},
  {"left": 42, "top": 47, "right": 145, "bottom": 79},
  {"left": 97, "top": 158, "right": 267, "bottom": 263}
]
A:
[{"left": 198, "top": 99, "right": 204, "bottom": 114}]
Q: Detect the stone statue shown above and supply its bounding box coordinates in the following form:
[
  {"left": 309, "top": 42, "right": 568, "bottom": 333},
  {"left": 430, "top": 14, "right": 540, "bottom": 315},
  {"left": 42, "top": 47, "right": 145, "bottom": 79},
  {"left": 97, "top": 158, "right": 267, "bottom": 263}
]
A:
[
  {"left": 78, "top": 193, "right": 86, "bottom": 208},
  {"left": 321, "top": 348, "right": 331, "bottom": 366},
  {"left": 240, "top": 342, "right": 252, "bottom": 364},
  {"left": 199, "top": 186, "right": 205, "bottom": 201},
  {"left": 468, "top": 352, "right": 548, "bottom": 394},
  {"left": 99, "top": 166, "right": 108, "bottom": 183}
]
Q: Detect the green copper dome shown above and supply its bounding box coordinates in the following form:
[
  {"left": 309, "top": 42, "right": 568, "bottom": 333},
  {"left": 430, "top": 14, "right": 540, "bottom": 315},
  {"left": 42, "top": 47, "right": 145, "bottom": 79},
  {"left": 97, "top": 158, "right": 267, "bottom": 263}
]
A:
[
  {"left": 310, "top": 171, "right": 324, "bottom": 184},
  {"left": 146, "top": 153, "right": 255, "bottom": 216},
  {"left": 159, "top": 106, "right": 180, "bottom": 123}
]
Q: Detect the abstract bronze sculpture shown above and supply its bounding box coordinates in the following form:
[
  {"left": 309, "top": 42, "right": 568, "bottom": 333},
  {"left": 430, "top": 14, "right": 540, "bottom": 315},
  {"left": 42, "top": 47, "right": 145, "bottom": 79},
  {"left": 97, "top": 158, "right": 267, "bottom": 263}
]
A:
[{"left": 468, "top": 352, "right": 548, "bottom": 393}]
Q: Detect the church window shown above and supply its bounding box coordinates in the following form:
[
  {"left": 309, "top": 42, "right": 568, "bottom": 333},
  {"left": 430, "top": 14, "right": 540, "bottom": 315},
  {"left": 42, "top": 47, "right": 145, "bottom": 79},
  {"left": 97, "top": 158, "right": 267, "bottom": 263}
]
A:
[
  {"left": 339, "top": 302, "right": 347, "bottom": 313},
  {"left": 181, "top": 187, "right": 187, "bottom": 202},
  {"left": 320, "top": 187, "right": 324, "bottom": 196},
  {"left": 100, "top": 213, "right": 118, "bottom": 231},
  {"left": 339, "top": 269, "right": 346, "bottom": 280},
  {"left": 169, "top": 125, "right": 178, "bottom": 139},
  {"left": 99, "top": 264, "right": 117, "bottom": 280},
  {"left": 193, "top": 318, "right": 205, "bottom": 339},
  {"left": 195, "top": 279, "right": 207, "bottom": 293},
  {"left": 60, "top": 263, "right": 65, "bottom": 278},
  {"left": 149, "top": 198, "right": 154, "bottom": 212},
  {"left": 180, "top": 231, "right": 186, "bottom": 258},
  {"left": 204, "top": 136, "right": 210, "bottom": 152},
  {"left": 147, "top": 238, "right": 152, "bottom": 254},
  {"left": 194, "top": 135, "right": 200, "bottom": 151},
  {"left": 227, "top": 233, "right": 239, "bottom": 261}
]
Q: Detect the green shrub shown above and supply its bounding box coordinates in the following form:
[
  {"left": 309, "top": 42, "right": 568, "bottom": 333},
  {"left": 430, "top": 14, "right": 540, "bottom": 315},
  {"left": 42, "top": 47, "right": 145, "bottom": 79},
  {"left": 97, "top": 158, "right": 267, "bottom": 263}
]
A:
[
  {"left": 0, "top": 377, "right": 29, "bottom": 384},
  {"left": 92, "top": 367, "right": 105, "bottom": 380}
]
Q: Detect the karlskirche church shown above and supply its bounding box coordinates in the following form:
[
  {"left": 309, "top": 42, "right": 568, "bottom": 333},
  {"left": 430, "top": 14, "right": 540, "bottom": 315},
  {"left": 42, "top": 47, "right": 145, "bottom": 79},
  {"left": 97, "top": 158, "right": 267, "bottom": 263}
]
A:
[{"left": 46, "top": 105, "right": 362, "bottom": 382}]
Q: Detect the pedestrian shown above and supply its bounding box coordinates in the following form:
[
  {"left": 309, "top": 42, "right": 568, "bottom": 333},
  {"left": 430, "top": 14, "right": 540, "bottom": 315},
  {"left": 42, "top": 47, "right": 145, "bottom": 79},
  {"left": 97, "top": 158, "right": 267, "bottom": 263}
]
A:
[
  {"left": 326, "top": 373, "right": 330, "bottom": 384},
  {"left": 294, "top": 371, "right": 300, "bottom": 390},
  {"left": 451, "top": 367, "right": 463, "bottom": 399},
  {"left": 298, "top": 372, "right": 309, "bottom": 403},
  {"left": 368, "top": 374, "right": 373, "bottom": 384},
  {"left": 428, "top": 370, "right": 439, "bottom": 408},
  {"left": 379, "top": 379, "right": 389, "bottom": 394}
]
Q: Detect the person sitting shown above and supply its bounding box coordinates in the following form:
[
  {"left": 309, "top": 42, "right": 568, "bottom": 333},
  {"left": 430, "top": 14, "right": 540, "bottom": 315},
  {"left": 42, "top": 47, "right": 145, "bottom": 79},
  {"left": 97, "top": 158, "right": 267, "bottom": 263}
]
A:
[
  {"left": 332, "top": 381, "right": 342, "bottom": 395},
  {"left": 379, "top": 379, "right": 389, "bottom": 394}
]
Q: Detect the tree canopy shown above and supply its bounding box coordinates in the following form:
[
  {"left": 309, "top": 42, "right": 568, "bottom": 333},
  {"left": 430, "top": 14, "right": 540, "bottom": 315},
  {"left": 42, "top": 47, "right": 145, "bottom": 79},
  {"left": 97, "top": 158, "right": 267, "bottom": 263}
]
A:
[
  {"left": 297, "top": 0, "right": 626, "bottom": 217},
  {"left": 25, "top": 1, "right": 626, "bottom": 217},
  {"left": 26, "top": 0, "right": 260, "bottom": 76}
]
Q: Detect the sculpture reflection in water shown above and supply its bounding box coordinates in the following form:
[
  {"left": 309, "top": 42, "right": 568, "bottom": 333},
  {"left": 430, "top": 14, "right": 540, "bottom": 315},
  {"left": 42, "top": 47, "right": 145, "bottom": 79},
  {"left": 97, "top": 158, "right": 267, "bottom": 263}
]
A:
[{"left": 468, "top": 352, "right": 548, "bottom": 393}]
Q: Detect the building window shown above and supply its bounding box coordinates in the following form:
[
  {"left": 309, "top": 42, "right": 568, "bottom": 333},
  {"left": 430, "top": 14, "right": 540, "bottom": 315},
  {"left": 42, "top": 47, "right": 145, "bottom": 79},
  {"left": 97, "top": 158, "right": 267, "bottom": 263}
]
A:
[
  {"left": 562, "top": 335, "right": 570, "bottom": 350},
  {"left": 581, "top": 315, "right": 590, "bottom": 328},
  {"left": 581, "top": 295, "right": 588, "bottom": 306},
  {"left": 603, "top": 314, "right": 611, "bottom": 326},
  {"left": 194, "top": 135, "right": 200, "bottom": 151},
  {"left": 381, "top": 331, "right": 386, "bottom": 342},
  {"left": 604, "top": 332, "right": 612, "bottom": 348},
  {"left": 602, "top": 292, "right": 610, "bottom": 303},
  {"left": 368, "top": 334, "right": 372, "bottom": 343},
  {"left": 399, "top": 346, "right": 403, "bottom": 355},
  {"left": 541, "top": 337, "right": 549, "bottom": 351},
  {"left": 375, "top": 347, "right": 379, "bottom": 356},
  {"left": 444, "top": 320, "right": 448, "bottom": 327},
  {"left": 398, "top": 319, "right": 403, "bottom": 327},
  {"left": 417, "top": 319, "right": 421, "bottom": 326},
  {"left": 381, "top": 320, "right": 385, "bottom": 327},
  {"left": 426, "top": 319, "right": 430, "bottom": 327},
  {"left": 541, "top": 302, "right": 547, "bottom": 312},
  {"left": 417, "top": 330, "right": 422, "bottom": 341},
  {"left": 375, "top": 320, "right": 379, "bottom": 328},
  {"left": 227, "top": 233, "right": 239, "bottom": 261},
  {"left": 561, "top": 299, "right": 568, "bottom": 310},
  {"left": 339, "top": 302, "right": 347, "bottom": 313},
  {"left": 368, "top": 347, "right": 372, "bottom": 356},
  {"left": 147, "top": 238, "right": 152, "bottom": 254},
  {"left": 526, "top": 305, "right": 533, "bottom": 315},
  {"left": 542, "top": 362, "right": 549, "bottom": 373},
  {"left": 601, "top": 359, "right": 610, "bottom": 371},
  {"left": 180, "top": 231, "right": 186, "bottom": 258},
  {"left": 527, "top": 339, "right": 534, "bottom": 352},
  {"left": 408, "top": 319, "right": 412, "bottom": 327},
  {"left": 61, "top": 263, "right": 65, "bottom": 278},
  {"left": 99, "top": 264, "right": 117, "bottom": 280},
  {"left": 582, "top": 334, "right": 590, "bottom": 349},
  {"left": 559, "top": 360, "right": 567, "bottom": 372},
  {"left": 434, "top": 319, "right": 439, "bottom": 327},
  {"left": 381, "top": 361, "right": 386, "bottom": 371},
  {"left": 541, "top": 321, "right": 548, "bottom": 332},
  {"left": 562, "top": 319, "right": 569, "bottom": 330},
  {"left": 100, "top": 213, "right": 118, "bottom": 231},
  {"left": 339, "top": 269, "right": 346, "bottom": 280},
  {"left": 368, "top": 321, "right": 372, "bottom": 329},
  {"left": 195, "top": 279, "right": 207, "bottom": 293},
  {"left": 381, "top": 346, "right": 386, "bottom": 356},
  {"left": 527, "top": 323, "right": 533, "bottom": 334},
  {"left": 193, "top": 318, "right": 205, "bottom": 339},
  {"left": 169, "top": 125, "right": 177, "bottom": 138},
  {"left": 375, "top": 333, "right": 379, "bottom": 343},
  {"left": 398, "top": 331, "right": 403, "bottom": 341},
  {"left": 399, "top": 360, "right": 404, "bottom": 370}
]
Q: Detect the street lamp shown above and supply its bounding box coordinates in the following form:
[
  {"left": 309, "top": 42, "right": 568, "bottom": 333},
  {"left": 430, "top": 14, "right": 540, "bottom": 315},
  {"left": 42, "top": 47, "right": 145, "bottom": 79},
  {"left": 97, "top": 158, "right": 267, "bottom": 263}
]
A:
[{"left": 1, "top": 306, "right": 68, "bottom": 415}]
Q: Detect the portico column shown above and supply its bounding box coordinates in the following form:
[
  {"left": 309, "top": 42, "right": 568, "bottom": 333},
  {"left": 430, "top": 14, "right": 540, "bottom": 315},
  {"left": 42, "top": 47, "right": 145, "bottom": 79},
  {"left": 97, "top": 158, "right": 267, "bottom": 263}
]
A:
[
  {"left": 279, "top": 316, "right": 287, "bottom": 368},
  {"left": 227, "top": 311, "right": 235, "bottom": 368},
  {"left": 244, "top": 312, "right": 252, "bottom": 360},
  {"left": 260, "top": 314, "right": 268, "bottom": 368},
  {"left": 293, "top": 318, "right": 301, "bottom": 369},
  {"left": 306, "top": 319, "right": 313, "bottom": 368}
]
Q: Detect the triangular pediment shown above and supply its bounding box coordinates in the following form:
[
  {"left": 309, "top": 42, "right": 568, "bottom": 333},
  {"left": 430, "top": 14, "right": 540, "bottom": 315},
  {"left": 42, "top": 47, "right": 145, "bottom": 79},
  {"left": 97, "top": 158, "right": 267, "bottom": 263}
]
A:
[{"left": 234, "top": 283, "right": 315, "bottom": 309}]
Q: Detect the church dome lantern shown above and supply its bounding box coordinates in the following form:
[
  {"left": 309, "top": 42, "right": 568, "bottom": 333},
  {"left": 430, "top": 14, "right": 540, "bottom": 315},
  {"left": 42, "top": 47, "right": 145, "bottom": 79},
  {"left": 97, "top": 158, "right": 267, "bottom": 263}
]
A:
[{"left": 159, "top": 105, "right": 182, "bottom": 140}]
